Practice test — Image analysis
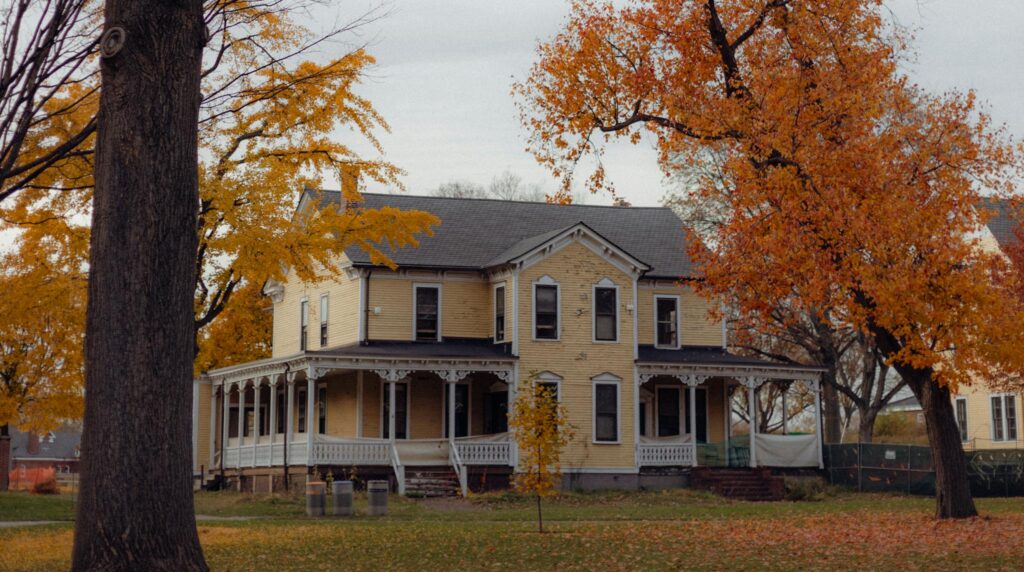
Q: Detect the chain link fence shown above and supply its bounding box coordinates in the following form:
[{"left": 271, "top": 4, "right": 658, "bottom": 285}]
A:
[{"left": 825, "top": 443, "right": 1024, "bottom": 497}]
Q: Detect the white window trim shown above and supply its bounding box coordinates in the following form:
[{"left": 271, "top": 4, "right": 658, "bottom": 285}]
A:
[
  {"left": 592, "top": 280, "right": 620, "bottom": 344},
  {"left": 412, "top": 283, "right": 442, "bottom": 342},
  {"left": 990, "top": 393, "right": 1017, "bottom": 442},
  {"left": 319, "top": 293, "right": 329, "bottom": 347},
  {"left": 653, "top": 295, "right": 681, "bottom": 349},
  {"left": 592, "top": 373, "right": 622, "bottom": 444},
  {"left": 532, "top": 276, "right": 560, "bottom": 342},
  {"left": 654, "top": 384, "right": 682, "bottom": 437},
  {"left": 493, "top": 282, "right": 507, "bottom": 344},
  {"left": 296, "top": 386, "right": 308, "bottom": 434},
  {"left": 535, "top": 371, "right": 562, "bottom": 400},
  {"left": 955, "top": 396, "right": 969, "bottom": 443},
  {"left": 380, "top": 380, "right": 411, "bottom": 439}
]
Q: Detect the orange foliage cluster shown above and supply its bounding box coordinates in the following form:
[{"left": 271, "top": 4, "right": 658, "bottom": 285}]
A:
[{"left": 516, "top": 0, "right": 1024, "bottom": 393}]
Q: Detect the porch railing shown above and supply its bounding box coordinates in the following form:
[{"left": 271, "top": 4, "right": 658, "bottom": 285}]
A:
[
  {"left": 449, "top": 442, "right": 469, "bottom": 497},
  {"left": 454, "top": 441, "right": 512, "bottom": 466},
  {"left": 637, "top": 442, "right": 696, "bottom": 466},
  {"left": 311, "top": 439, "right": 391, "bottom": 465},
  {"left": 390, "top": 442, "right": 405, "bottom": 495}
]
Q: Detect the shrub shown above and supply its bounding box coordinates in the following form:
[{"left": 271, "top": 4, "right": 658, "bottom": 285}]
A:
[
  {"left": 784, "top": 478, "right": 833, "bottom": 502},
  {"left": 32, "top": 476, "right": 60, "bottom": 495}
]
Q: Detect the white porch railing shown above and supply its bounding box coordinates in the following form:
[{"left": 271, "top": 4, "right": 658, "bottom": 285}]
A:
[
  {"left": 224, "top": 448, "right": 239, "bottom": 468},
  {"left": 390, "top": 442, "right": 405, "bottom": 495},
  {"left": 312, "top": 439, "right": 391, "bottom": 465},
  {"left": 637, "top": 443, "right": 696, "bottom": 466},
  {"left": 454, "top": 441, "right": 512, "bottom": 466},
  {"left": 449, "top": 442, "right": 468, "bottom": 497}
]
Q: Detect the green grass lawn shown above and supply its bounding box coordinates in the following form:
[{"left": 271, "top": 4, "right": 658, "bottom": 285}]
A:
[{"left": 2, "top": 489, "right": 1023, "bottom": 570}]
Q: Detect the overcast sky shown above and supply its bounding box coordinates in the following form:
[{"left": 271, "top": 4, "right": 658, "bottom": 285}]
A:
[{"left": 329, "top": 0, "right": 1024, "bottom": 207}]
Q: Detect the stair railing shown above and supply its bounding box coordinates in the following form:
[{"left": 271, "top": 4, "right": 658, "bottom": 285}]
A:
[
  {"left": 449, "top": 441, "right": 468, "bottom": 497},
  {"left": 389, "top": 442, "right": 405, "bottom": 495}
]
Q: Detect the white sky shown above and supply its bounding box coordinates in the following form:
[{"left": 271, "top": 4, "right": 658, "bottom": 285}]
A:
[{"left": 330, "top": 0, "right": 1024, "bottom": 206}]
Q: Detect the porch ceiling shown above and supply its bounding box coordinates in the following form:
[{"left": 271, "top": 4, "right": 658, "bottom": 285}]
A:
[{"left": 637, "top": 345, "right": 824, "bottom": 382}]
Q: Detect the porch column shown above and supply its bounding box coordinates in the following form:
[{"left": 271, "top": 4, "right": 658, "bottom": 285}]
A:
[
  {"left": 740, "top": 377, "right": 759, "bottom": 469},
  {"left": 237, "top": 380, "right": 247, "bottom": 451},
  {"left": 781, "top": 384, "right": 789, "bottom": 435},
  {"left": 221, "top": 382, "right": 231, "bottom": 468},
  {"left": 306, "top": 370, "right": 316, "bottom": 466},
  {"left": 388, "top": 379, "right": 396, "bottom": 443},
  {"left": 252, "top": 378, "right": 261, "bottom": 468},
  {"left": 285, "top": 373, "right": 295, "bottom": 454},
  {"left": 268, "top": 377, "right": 278, "bottom": 466},
  {"left": 688, "top": 384, "right": 698, "bottom": 468},
  {"left": 814, "top": 378, "right": 824, "bottom": 469},
  {"left": 209, "top": 383, "right": 218, "bottom": 472}
]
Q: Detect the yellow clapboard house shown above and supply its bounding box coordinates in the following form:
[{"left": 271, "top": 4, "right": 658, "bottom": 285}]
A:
[{"left": 192, "top": 191, "right": 825, "bottom": 495}]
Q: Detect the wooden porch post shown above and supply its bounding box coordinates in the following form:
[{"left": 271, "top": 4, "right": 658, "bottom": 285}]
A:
[
  {"left": 268, "top": 379, "right": 278, "bottom": 466},
  {"left": 748, "top": 381, "right": 757, "bottom": 468},
  {"left": 237, "top": 381, "right": 247, "bottom": 451},
  {"left": 208, "top": 384, "right": 218, "bottom": 473},
  {"left": 306, "top": 374, "right": 315, "bottom": 466},
  {"left": 285, "top": 374, "right": 295, "bottom": 485},
  {"left": 447, "top": 381, "right": 456, "bottom": 442},
  {"left": 356, "top": 370, "right": 364, "bottom": 438},
  {"left": 388, "top": 380, "right": 397, "bottom": 443},
  {"left": 688, "top": 384, "right": 698, "bottom": 468},
  {"left": 252, "top": 379, "right": 261, "bottom": 468},
  {"left": 815, "top": 378, "right": 824, "bottom": 469},
  {"left": 221, "top": 382, "right": 231, "bottom": 471}
]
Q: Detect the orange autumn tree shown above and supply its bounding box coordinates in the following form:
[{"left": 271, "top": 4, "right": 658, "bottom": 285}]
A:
[
  {"left": 509, "top": 373, "right": 575, "bottom": 533},
  {"left": 517, "top": 0, "right": 1024, "bottom": 519},
  {"left": 2, "top": 1, "right": 439, "bottom": 374}
]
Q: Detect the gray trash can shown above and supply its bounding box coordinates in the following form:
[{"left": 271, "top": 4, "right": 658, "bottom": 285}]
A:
[
  {"left": 367, "top": 479, "right": 389, "bottom": 516},
  {"left": 332, "top": 480, "right": 354, "bottom": 516},
  {"left": 306, "top": 481, "right": 326, "bottom": 517}
]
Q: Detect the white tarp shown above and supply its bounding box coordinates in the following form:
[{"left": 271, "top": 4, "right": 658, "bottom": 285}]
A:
[
  {"left": 755, "top": 434, "right": 819, "bottom": 467},
  {"left": 638, "top": 433, "right": 693, "bottom": 445}
]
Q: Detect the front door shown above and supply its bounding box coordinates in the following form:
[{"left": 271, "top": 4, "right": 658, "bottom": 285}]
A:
[
  {"left": 444, "top": 383, "right": 470, "bottom": 438},
  {"left": 684, "top": 388, "right": 708, "bottom": 443},
  {"left": 483, "top": 390, "right": 508, "bottom": 434},
  {"left": 657, "top": 387, "right": 680, "bottom": 437}
]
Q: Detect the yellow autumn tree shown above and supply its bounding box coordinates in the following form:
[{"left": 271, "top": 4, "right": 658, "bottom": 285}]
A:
[
  {"left": 2, "top": 1, "right": 439, "bottom": 377},
  {"left": 509, "top": 373, "right": 575, "bottom": 533},
  {"left": 0, "top": 220, "right": 88, "bottom": 434}
]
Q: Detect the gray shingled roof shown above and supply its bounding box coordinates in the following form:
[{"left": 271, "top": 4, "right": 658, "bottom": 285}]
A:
[
  {"left": 10, "top": 428, "right": 81, "bottom": 460},
  {"left": 979, "top": 197, "right": 1020, "bottom": 250},
  {"left": 312, "top": 191, "right": 696, "bottom": 279}
]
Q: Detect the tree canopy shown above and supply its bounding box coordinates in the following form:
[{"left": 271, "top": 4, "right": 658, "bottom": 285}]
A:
[{"left": 517, "top": 0, "right": 1024, "bottom": 518}]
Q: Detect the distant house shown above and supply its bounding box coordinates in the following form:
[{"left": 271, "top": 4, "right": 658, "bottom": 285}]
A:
[
  {"left": 194, "top": 192, "right": 825, "bottom": 495},
  {"left": 882, "top": 395, "right": 923, "bottom": 424},
  {"left": 952, "top": 199, "right": 1023, "bottom": 451},
  {"left": 7, "top": 427, "right": 81, "bottom": 489}
]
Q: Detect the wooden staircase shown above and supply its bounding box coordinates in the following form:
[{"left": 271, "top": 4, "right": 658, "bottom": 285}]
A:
[
  {"left": 691, "top": 468, "right": 785, "bottom": 501},
  {"left": 404, "top": 467, "right": 461, "bottom": 497}
]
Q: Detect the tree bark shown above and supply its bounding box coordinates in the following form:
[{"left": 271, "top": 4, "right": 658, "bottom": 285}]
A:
[
  {"left": 902, "top": 370, "right": 977, "bottom": 519},
  {"left": 71, "top": 1, "right": 208, "bottom": 570},
  {"left": 858, "top": 408, "right": 879, "bottom": 443},
  {"left": 820, "top": 362, "right": 843, "bottom": 443}
]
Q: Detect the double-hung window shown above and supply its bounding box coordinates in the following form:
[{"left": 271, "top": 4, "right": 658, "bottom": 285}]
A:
[
  {"left": 319, "top": 294, "right": 328, "bottom": 347},
  {"left": 299, "top": 300, "right": 309, "bottom": 351},
  {"left": 594, "top": 285, "right": 618, "bottom": 342},
  {"left": 955, "top": 397, "right": 968, "bottom": 443},
  {"left": 414, "top": 285, "right": 440, "bottom": 341},
  {"left": 655, "top": 296, "right": 679, "bottom": 348},
  {"left": 991, "top": 394, "right": 1018, "bottom": 442},
  {"left": 494, "top": 285, "right": 506, "bottom": 341},
  {"left": 593, "top": 375, "right": 620, "bottom": 442},
  {"left": 534, "top": 284, "right": 559, "bottom": 340}
]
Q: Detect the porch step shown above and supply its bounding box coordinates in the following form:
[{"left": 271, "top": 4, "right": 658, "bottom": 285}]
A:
[
  {"left": 691, "top": 468, "right": 784, "bottom": 502},
  {"left": 404, "top": 467, "right": 461, "bottom": 498}
]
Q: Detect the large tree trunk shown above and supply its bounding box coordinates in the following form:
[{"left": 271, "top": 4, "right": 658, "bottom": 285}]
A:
[
  {"left": 0, "top": 423, "right": 9, "bottom": 491},
  {"left": 858, "top": 408, "right": 879, "bottom": 443},
  {"left": 71, "top": 1, "right": 208, "bottom": 570},
  {"left": 901, "top": 370, "right": 977, "bottom": 519}
]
